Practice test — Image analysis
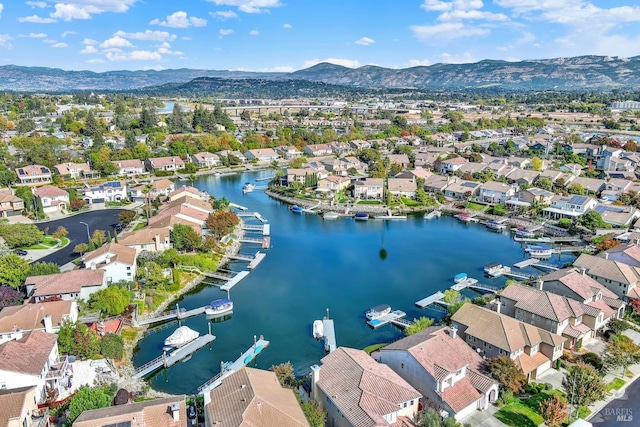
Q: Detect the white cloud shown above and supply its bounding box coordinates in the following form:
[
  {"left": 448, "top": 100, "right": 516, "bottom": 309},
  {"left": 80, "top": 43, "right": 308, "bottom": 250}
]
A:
[
  {"left": 302, "top": 57, "right": 361, "bottom": 69},
  {"left": 51, "top": 42, "right": 68, "bottom": 48},
  {"left": 249, "top": 29, "right": 259, "bottom": 35},
  {"left": 52, "top": 4, "right": 90, "bottom": 20},
  {"left": 211, "top": 10, "right": 238, "bottom": 19},
  {"left": 157, "top": 42, "right": 183, "bottom": 56},
  {"left": 0, "top": 4, "right": 3, "bottom": 19},
  {"left": 26, "top": 1, "right": 47, "bottom": 8},
  {"left": 150, "top": 11, "right": 207, "bottom": 28},
  {"left": 43, "top": 39, "right": 57, "bottom": 44},
  {"left": 82, "top": 38, "right": 98, "bottom": 45},
  {"left": 80, "top": 45, "right": 98, "bottom": 54},
  {"left": 100, "top": 35, "right": 133, "bottom": 48},
  {"left": 106, "top": 50, "right": 162, "bottom": 61},
  {"left": 53, "top": 0, "right": 138, "bottom": 20},
  {"left": 114, "top": 30, "right": 176, "bottom": 42},
  {"left": 19, "top": 33, "right": 48, "bottom": 38},
  {"left": 438, "top": 52, "right": 477, "bottom": 63},
  {"left": 18, "top": 15, "right": 57, "bottom": 23},
  {"left": 0, "top": 34, "right": 12, "bottom": 49},
  {"left": 355, "top": 36, "right": 375, "bottom": 46},
  {"left": 61, "top": 31, "right": 77, "bottom": 38},
  {"left": 412, "top": 22, "right": 489, "bottom": 41},
  {"left": 207, "top": 0, "right": 282, "bottom": 13},
  {"left": 408, "top": 58, "right": 431, "bottom": 66},
  {"left": 219, "top": 29, "right": 233, "bottom": 37},
  {"left": 421, "top": 0, "right": 484, "bottom": 12},
  {"left": 438, "top": 9, "right": 508, "bottom": 21},
  {"left": 283, "top": 23, "right": 292, "bottom": 28}
]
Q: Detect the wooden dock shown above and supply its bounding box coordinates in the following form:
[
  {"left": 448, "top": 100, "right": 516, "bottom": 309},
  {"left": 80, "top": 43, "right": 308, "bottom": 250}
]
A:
[
  {"left": 219, "top": 271, "right": 250, "bottom": 291},
  {"left": 198, "top": 336, "right": 270, "bottom": 396},
  {"left": 229, "top": 203, "right": 247, "bottom": 211},
  {"left": 514, "top": 258, "right": 541, "bottom": 268},
  {"left": 415, "top": 291, "right": 445, "bottom": 308},
  {"left": 132, "top": 334, "right": 216, "bottom": 379},
  {"left": 227, "top": 251, "right": 266, "bottom": 269},
  {"left": 451, "top": 277, "right": 478, "bottom": 291},
  {"left": 323, "top": 318, "right": 336, "bottom": 353},
  {"left": 367, "top": 310, "right": 407, "bottom": 329},
  {"left": 237, "top": 212, "right": 268, "bottom": 223},
  {"left": 135, "top": 305, "right": 208, "bottom": 327}
]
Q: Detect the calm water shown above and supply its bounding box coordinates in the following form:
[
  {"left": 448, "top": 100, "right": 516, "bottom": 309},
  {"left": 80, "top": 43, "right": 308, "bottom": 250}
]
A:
[{"left": 132, "top": 171, "right": 575, "bottom": 394}]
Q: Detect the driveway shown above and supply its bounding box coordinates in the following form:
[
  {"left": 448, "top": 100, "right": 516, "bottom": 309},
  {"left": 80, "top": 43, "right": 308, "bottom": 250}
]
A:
[
  {"left": 33, "top": 209, "right": 125, "bottom": 266},
  {"left": 590, "top": 377, "right": 639, "bottom": 426}
]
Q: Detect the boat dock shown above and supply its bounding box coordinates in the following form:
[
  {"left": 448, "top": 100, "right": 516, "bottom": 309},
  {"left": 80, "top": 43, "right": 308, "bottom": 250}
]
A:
[
  {"left": 514, "top": 236, "right": 552, "bottom": 243},
  {"left": 323, "top": 318, "right": 336, "bottom": 353},
  {"left": 134, "top": 304, "right": 208, "bottom": 327},
  {"left": 229, "top": 203, "right": 247, "bottom": 211},
  {"left": 227, "top": 251, "right": 266, "bottom": 269},
  {"left": 502, "top": 270, "right": 538, "bottom": 280},
  {"left": 241, "top": 223, "right": 270, "bottom": 236},
  {"left": 198, "top": 336, "right": 270, "bottom": 396},
  {"left": 415, "top": 291, "right": 445, "bottom": 308},
  {"left": 416, "top": 277, "right": 503, "bottom": 309},
  {"left": 302, "top": 203, "right": 321, "bottom": 214},
  {"left": 367, "top": 310, "right": 407, "bottom": 328},
  {"left": 219, "top": 271, "right": 250, "bottom": 291},
  {"left": 178, "top": 266, "right": 251, "bottom": 291},
  {"left": 239, "top": 236, "right": 271, "bottom": 249},
  {"left": 237, "top": 212, "right": 268, "bottom": 223},
  {"left": 132, "top": 333, "right": 216, "bottom": 379},
  {"left": 514, "top": 258, "right": 541, "bottom": 268}
]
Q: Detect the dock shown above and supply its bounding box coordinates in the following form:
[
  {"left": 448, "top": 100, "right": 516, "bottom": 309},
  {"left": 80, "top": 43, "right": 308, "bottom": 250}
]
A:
[
  {"left": 199, "top": 336, "right": 270, "bottom": 397},
  {"left": 239, "top": 236, "right": 271, "bottom": 249},
  {"left": 451, "top": 277, "right": 478, "bottom": 291},
  {"left": 178, "top": 266, "right": 251, "bottom": 291},
  {"left": 219, "top": 271, "right": 250, "bottom": 291},
  {"left": 132, "top": 334, "right": 216, "bottom": 379},
  {"left": 229, "top": 203, "right": 247, "bottom": 211},
  {"left": 367, "top": 310, "right": 407, "bottom": 328},
  {"left": 323, "top": 318, "right": 336, "bottom": 353},
  {"left": 228, "top": 251, "right": 266, "bottom": 269},
  {"left": 514, "top": 258, "right": 541, "bottom": 268},
  {"left": 502, "top": 270, "right": 538, "bottom": 280},
  {"left": 134, "top": 304, "right": 207, "bottom": 327},
  {"left": 237, "top": 212, "right": 268, "bottom": 223},
  {"left": 415, "top": 291, "right": 445, "bottom": 308},
  {"left": 302, "top": 203, "right": 321, "bottom": 214},
  {"left": 514, "top": 236, "right": 552, "bottom": 243}
]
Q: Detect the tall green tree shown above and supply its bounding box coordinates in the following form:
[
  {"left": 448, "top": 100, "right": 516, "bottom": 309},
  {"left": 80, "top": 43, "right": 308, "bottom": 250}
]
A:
[
  {"left": 27, "top": 262, "right": 60, "bottom": 277},
  {"left": 67, "top": 386, "right": 112, "bottom": 424},
  {"left": 88, "top": 286, "right": 130, "bottom": 316},
  {"left": 486, "top": 355, "right": 527, "bottom": 393},
  {"left": 170, "top": 223, "right": 202, "bottom": 252},
  {"left": 0, "top": 254, "right": 30, "bottom": 288},
  {"left": 602, "top": 334, "right": 640, "bottom": 377},
  {"left": 562, "top": 362, "right": 607, "bottom": 411},
  {"left": 404, "top": 317, "right": 434, "bottom": 336}
]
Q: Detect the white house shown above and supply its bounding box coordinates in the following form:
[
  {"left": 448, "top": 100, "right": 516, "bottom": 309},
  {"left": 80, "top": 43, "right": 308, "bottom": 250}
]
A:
[
  {"left": 191, "top": 152, "right": 220, "bottom": 168},
  {"left": 0, "top": 300, "right": 78, "bottom": 344},
  {"left": 119, "top": 228, "right": 172, "bottom": 255},
  {"left": 543, "top": 195, "right": 598, "bottom": 220},
  {"left": 146, "top": 156, "right": 185, "bottom": 172},
  {"left": 82, "top": 242, "right": 137, "bottom": 284},
  {"left": 478, "top": 181, "right": 515, "bottom": 204},
  {"left": 353, "top": 178, "right": 384, "bottom": 200},
  {"left": 81, "top": 181, "right": 127, "bottom": 205},
  {"left": 32, "top": 185, "right": 69, "bottom": 214},
  {"left": 14, "top": 165, "right": 52, "bottom": 185},
  {"left": 243, "top": 148, "right": 279, "bottom": 162},
  {"left": 53, "top": 162, "right": 92, "bottom": 179},
  {"left": 111, "top": 159, "right": 146, "bottom": 176},
  {"left": 440, "top": 157, "right": 467, "bottom": 174}
]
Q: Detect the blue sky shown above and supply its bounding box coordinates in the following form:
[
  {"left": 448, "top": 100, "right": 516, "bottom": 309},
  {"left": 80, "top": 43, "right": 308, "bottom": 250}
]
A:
[{"left": 0, "top": 0, "right": 639, "bottom": 72}]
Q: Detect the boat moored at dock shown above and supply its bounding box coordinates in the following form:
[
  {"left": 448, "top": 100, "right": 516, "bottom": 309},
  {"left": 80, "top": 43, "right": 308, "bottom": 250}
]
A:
[
  {"left": 484, "top": 262, "right": 511, "bottom": 277},
  {"left": 514, "top": 226, "right": 536, "bottom": 238},
  {"left": 485, "top": 220, "right": 506, "bottom": 231},
  {"left": 365, "top": 304, "right": 391, "bottom": 321},
  {"left": 290, "top": 205, "right": 303, "bottom": 214},
  {"left": 354, "top": 212, "right": 369, "bottom": 221},
  {"left": 525, "top": 244, "right": 554, "bottom": 258},
  {"left": 323, "top": 211, "right": 339, "bottom": 220},
  {"left": 455, "top": 213, "right": 472, "bottom": 223},
  {"left": 454, "top": 272, "right": 468, "bottom": 283},
  {"left": 312, "top": 320, "right": 324, "bottom": 339},
  {"left": 205, "top": 298, "right": 233, "bottom": 317},
  {"left": 163, "top": 326, "right": 200, "bottom": 349}
]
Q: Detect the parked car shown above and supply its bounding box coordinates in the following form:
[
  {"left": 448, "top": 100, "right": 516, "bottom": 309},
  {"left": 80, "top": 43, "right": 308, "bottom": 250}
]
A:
[{"left": 14, "top": 249, "right": 28, "bottom": 256}]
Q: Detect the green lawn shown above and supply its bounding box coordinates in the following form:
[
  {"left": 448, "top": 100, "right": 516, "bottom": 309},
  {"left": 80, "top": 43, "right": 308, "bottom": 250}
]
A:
[
  {"left": 495, "top": 390, "right": 565, "bottom": 427},
  {"left": 21, "top": 236, "right": 60, "bottom": 250},
  {"left": 401, "top": 197, "right": 423, "bottom": 207},
  {"left": 357, "top": 200, "right": 382, "bottom": 205},
  {"left": 607, "top": 377, "right": 626, "bottom": 391},
  {"left": 465, "top": 201, "right": 486, "bottom": 210},
  {"left": 133, "top": 221, "right": 148, "bottom": 231},
  {"left": 363, "top": 343, "right": 387, "bottom": 354}
]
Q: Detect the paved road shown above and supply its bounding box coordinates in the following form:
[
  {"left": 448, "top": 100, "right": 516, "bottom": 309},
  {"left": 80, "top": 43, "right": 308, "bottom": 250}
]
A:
[
  {"left": 34, "top": 209, "right": 125, "bottom": 266},
  {"left": 590, "top": 377, "right": 639, "bottom": 426}
]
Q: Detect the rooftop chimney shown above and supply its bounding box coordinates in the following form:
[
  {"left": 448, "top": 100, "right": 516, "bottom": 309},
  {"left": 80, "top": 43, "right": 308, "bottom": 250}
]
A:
[
  {"left": 582, "top": 267, "right": 587, "bottom": 276},
  {"left": 604, "top": 252, "right": 609, "bottom": 260},
  {"left": 495, "top": 296, "right": 501, "bottom": 314},
  {"left": 537, "top": 280, "right": 544, "bottom": 291},
  {"left": 170, "top": 403, "right": 180, "bottom": 421},
  {"left": 43, "top": 314, "right": 53, "bottom": 333},
  {"left": 310, "top": 364, "right": 321, "bottom": 400},
  {"left": 449, "top": 325, "right": 458, "bottom": 340}
]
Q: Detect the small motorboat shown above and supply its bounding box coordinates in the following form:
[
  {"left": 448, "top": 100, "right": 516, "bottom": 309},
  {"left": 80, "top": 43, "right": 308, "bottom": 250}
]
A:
[
  {"left": 454, "top": 272, "right": 468, "bottom": 283},
  {"left": 455, "top": 213, "right": 472, "bottom": 223},
  {"left": 290, "top": 205, "right": 303, "bottom": 213},
  {"left": 323, "top": 211, "right": 339, "bottom": 220},
  {"left": 242, "top": 182, "right": 256, "bottom": 193},
  {"left": 525, "top": 244, "right": 554, "bottom": 258},
  {"left": 205, "top": 298, "right": 233, "bottom": 317},
  {"left": 163, "top": 326, "right": 199, "bottom": 349},
  {"left": 313, "top": 320, "right": 324, "bottom": 339},
  {"left": 354, "top": 212, "right": 369, "bottom": 221},
  {"left": 365, "top": 304, "right": 391, "bottom": 321},
  {"left": 515, "top": 227, "right": 536, "bottom": 238}
]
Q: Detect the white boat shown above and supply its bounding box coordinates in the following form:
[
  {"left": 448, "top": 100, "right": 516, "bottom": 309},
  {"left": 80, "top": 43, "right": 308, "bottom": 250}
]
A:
[
  {"left": 323, "top": 211, "right": 340, "bottom": 220},
  {"left": 525, "top": 244, "right": 554, "bottom": 258},
  {"left": 163, "top": 326, "right": 199, "bottom": 349},
  {"left": 205, "top": 298, "right": 233, "bottom": 317},
  {"left": 424, "top": 210, "right": 441, "bottom": 220},
  {"left": 313, "top": 320, "right": 324, "bottom": 339},
  {"left": 242, "top": 182, "right": 256, "bottom": 193},
  {"left": 454, "top": 272, "right": 468, "bottom": 283},
  {"left": 365, "top": 304, "right": 391, "bottom": 321}
]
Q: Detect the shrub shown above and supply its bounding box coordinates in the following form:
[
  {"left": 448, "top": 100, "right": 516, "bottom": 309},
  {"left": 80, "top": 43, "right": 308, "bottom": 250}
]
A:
[
  {"left": 70, "top": 199, "right": 86, "bottom": 211},
  {"left": 100, "top": 333, "right": 124, "bottom": 360},
  {"left": 581, "top": 352, "right": 604, "bottom": 371}
]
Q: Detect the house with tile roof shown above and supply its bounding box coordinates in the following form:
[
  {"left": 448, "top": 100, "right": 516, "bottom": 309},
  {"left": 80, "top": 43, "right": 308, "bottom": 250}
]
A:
[
  {"left": 244, "top": 148, "right": 279, "bottom": 162},
  {"left": 303, "top": 143, "right": 333, "bottom": 157},
  {"left": 119, "top": 227, "right": 172, "bottom": 255},
  {"left": 317, "top": 175, "right": 351, "bottom": 195},
  {"left": 14, "top": 165, "right": 52, "bottom": 185},
  {"left": 542, "top": 195, "right": 598, "bottom": 220},
  {"left": 168, "top": 186, "right": 204, "bottom": 202},
  {"left": 354, "top": 178, "right": 384, "bottom": 200},
  {"left": 276, "top": 145, "right": 304, "bottom": 159},
  {"left": 440, "top": 157, "right": 467, "bottom": 174},
  {"left": 53, "top": 162, "right": 92, "bottom": 179},
  {"left": 130, "top": 179, "right": 175, "bottom": 202},
  {"left": 573, "top": 253, "right": 640, "bottom": 300},
  {"left": 32, "top": 185, "right": 69, "bottom": 214},
  {"left": 0, "top": 188, "right": 24, "bottom": 218},
  {"left": 505, "top": 168, "right": 540, "bottom": 186},
  {"left": 387, "top": 178, "right": 417, "bottom": 198},
  {"left": 444, "top": 180, "right": 481, "bottom": 200},
  {"left": 149, "top": 203, "right": 209, "bottom": 228},
  {"left": 25, "top": 269, "right": 106, "bottom": 303},
  {"left": 80, "top": 180, "right": 127, "bottom": 205},
  {"left": 0, "top": 300, "right": 78, "bottom": 344},
  {"left": 478, "top": 181, "right": 515, "bottom": 204},
  {"left": 593, "top": 204, "right": 640, "bottom": 227},
  {"left": 111, "top": 159, "right": 146, "bottom": 176},
  {"left": 82, "top": 242, "right": 137, "bottom": 284},
  {"left": 192, "top": 151, "right": 220, "bottom": 168},
  {"left": 499, "top": 283, "right": 612, "bottom": 349},
  {"left": 310, "top": 347, "right": 421, "bottom": 427},
  {"left": 373, "top": 326, "right": 498, "bottom": 421},
  {"left": 0, "top": 386, "right": 43, "bottom": 427},
  {"left": 451, "top": 304, "right": 565, "bottom": 380},
  {"left": 0, "top": 331, "right": 69, "bottom": 404},
  {"left": 146, "top": 156, "right": 185, "bottom": 172},
  {"left": 73, "top": 395, "right": 187, "bottom": 427},
  {"left": 205, "top": 367, "right": 308, "bottom": 427}
]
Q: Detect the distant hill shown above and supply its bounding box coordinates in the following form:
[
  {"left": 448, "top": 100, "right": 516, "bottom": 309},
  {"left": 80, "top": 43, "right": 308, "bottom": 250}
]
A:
[{"left": 1, "top": 55, "right": 640, "bottom": 93}]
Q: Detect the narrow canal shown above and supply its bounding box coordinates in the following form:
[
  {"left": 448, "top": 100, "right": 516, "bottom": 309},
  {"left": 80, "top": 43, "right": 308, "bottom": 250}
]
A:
[{"left": 132, "top": 171, "right": 575, "bottom": 394}]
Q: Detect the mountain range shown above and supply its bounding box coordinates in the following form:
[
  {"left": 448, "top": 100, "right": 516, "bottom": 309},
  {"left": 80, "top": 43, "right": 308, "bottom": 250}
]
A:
[{"left": 1, "top": 55, "right": 639, "bottom": 93}]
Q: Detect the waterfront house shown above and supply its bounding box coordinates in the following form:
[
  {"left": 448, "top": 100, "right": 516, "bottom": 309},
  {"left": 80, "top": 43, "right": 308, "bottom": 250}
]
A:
[
  {"left": 168, "top": 186, "right": 204, "bottom": 202},
  {"left": 149, "top": 203, "right": 209, "bottom": 228},
  {"left": 25, "top": 269, "right": 106, "bottom": 303},
  {"left": 0, "top": 300, "right": 78, "bottom": 344},
  {"left": 276, "top": 145, "right": 303, "bottom": 159},
  {"left": 244, "top": 148, "right": 279, "bottom": 162},
  {"left": 317, "top": 175, "right": 350, "bottom": 195},
  {"left": 599, "top": 243, "right": 640, "bottom": 268},
  {"left": 82, "top": 242, "right": 137, "bottom": 284},
  {"left": 573, "top": 253, "right": 640, "bottom": 300},
  {"left": 73, "top": 395, "right": 187, "bottom": 427},
  {"left": 216, "top": 150, "right": 247, "bottom": 164},
  {"left": 505, "top": 168, "right": 540, "bottom": 187},
  {"left": 499, "top": 283, "right": 609, "bottom": 349},
  {"left": 130, "top": 179, "right": 175, "bottom": 202},
  {"left": 387, "top": 178, "right": 417, "bottom": 198},
  {"left": 0, "top": 331, "right": 69, "bottom": 404},
  {"left": 205, "top": 367, "right": 309, "bottom": 427},
  {"left": 593, "top": 204, "right": 639, "bottom": 227},
  {"left": 440, "top": 156, "right": 467, "bottom": 174},
  {"left": 310, "top": 347, "right": 421, "bottom": 427},
  {"left": 148, "top": 215, "right": 202, "bottom": 235},
  {"left": 373, "top": 326, "right": 498, "bottom": 421},
  {"left": 451, "top": 304, "right": 565, "bottom": 380},
  {"left": 353, "top": 178, "right": 384, "bottom": 200},
  {"left": 119, "top": 228, "right": 172, "bottom": 255},
  {"left": 322, "top": 158, "right": 350, "bottom": 176},
  {"left": 80, "top": 181, "right": 127, "bottom": 205},
  {"left": 536, "top": 268, "right": 626, "bottom": 319},
  {"left": 424, "top": 175, "right": 452, "bottom": 194},
  {"left": 53, "top": 162, "right": 92, "bottom": 179},
  {"left": 303, "top": 143, "right": 333, "bottom": 157},
  {"left": 111, "top": 159, "right": 146, "bottom": 176},
  {"left": 0, "top": 189, "right": 24, "bottom": 218},
  {"left": 444, "top": 180, "right": 481, "bottom": 200},
  {"left": 542, "top": 195, "right": 598, "bottom": 220},
  {"left": 160, "top": 196, "right": 215, "bottom": 217},
  {"left": 0, "top": 386, "right": 41, "bottom": 427},
  {"left": 32, "top": 185, "right": 69, "bottom": 214},
  {"left": 14, "top": 165, "right": 52, "bottom": 186},
  {"left": 191, "top": 151, "right": 220, "bottom": 168},
  {"left": 146, "top": 156, "right": 185, "bottom": 172},
  {"left": 478, "top": 181, "right": 515, "bottom": 204},
  {"left": 286, "top": 168, "right": 310, "bottom": 187}
]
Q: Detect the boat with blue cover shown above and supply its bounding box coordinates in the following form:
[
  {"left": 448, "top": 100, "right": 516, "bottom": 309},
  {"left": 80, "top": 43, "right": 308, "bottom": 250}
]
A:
[
  {"left": 205, "top": 298, "right": 233, "bottom": 317},
  {"left": 354, "top": 212, "right": 369, "bottom": 221},
  {"left": 290, "top": 205, "right": 303, "bottom": 213}
]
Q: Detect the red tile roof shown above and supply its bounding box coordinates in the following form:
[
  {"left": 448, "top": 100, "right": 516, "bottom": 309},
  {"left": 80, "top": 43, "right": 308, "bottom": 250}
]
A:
[
  {"left": 26, "top": 269, "right": 104, "bottom": 297},
  {"left": 438, "top": 377, "right": 481, "bottom": 413},
  {"left": 0, "top": 331, "right": 57, "bottom": 376}
]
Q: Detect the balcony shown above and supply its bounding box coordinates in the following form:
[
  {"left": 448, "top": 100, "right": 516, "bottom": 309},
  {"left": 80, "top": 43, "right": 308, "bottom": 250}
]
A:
[{"left": 45, "top": 356, "right": 69, "bottom": 380}]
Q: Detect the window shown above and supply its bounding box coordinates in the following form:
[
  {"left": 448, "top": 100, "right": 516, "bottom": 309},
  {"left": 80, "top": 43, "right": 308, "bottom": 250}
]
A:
[
  {"left": 127, "top": 266, "right": 131, "bottom": 270},
  {"left": 401, "top": 363, "right": 404, "bottom": 369},
  {"left": 0, "top": 382, "right": 5, "bottom": 389}
]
